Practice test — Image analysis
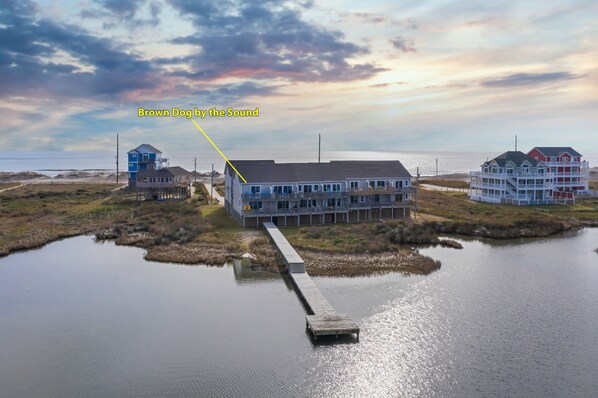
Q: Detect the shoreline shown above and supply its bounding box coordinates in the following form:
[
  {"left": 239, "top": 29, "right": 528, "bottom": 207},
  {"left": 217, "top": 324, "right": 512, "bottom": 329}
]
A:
[{"left": 1, "top": 181, "right": 597, "bottom": 277}]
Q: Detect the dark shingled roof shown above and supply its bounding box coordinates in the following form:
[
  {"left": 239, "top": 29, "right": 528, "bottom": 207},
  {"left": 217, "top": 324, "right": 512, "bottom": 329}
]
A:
[
  {"left": 225, "top": 160, "right": 412, "bottom": 183},
  {"left": 483, "top": 151, "right": 540, "bottom": 167},
  {"left": 128, "top": 144, "right": 162, "bottom": 154},
  {"left": 137, "top": 166, "right": 190, "bottom": 177},
  {"left": 531, "top": 147, "right": 582, "bottom": 157},
  {"left": 164, "top": 166, "right": 190, "bottom": 176}
]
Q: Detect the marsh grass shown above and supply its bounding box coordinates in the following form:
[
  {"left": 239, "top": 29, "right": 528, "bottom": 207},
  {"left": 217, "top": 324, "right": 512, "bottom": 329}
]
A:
[{"left": 420, "top": 179, "right": 468, "bottom": 189}]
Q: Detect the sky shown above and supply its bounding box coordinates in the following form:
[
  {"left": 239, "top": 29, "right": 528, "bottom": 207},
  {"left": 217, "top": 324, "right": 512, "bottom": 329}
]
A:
[{"left": 1, "top": 0, "right": 597, "bottom": 158}]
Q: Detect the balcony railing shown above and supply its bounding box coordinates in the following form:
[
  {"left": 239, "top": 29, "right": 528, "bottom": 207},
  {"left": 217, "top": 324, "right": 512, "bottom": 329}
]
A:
[
  {"left": 241, "top": 200, "right": 414, "bottom": 215},
  {"left": 242, "top": 206, "right": 349, "bottom": 215},
  {"left": 544, "top": 160, "right": 587, "bottom": 168},
  {"left": 471, "top": 171, "right": 554, "bottom": 179},
  {"left": 241, "top": 187, "right": 414, "bottom": 201},
  {"left": 136, "top": 181, "right": 189, "bottom": 188},
  {"left": 349, "top": 186, "right": 416, "bottom": 194}
]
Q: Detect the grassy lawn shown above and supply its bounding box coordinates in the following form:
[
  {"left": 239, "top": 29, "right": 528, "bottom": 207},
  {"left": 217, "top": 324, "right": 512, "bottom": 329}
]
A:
[
  {"left": 200, "top": 205, "right": 243, "bottom": 233},
  {"left": 419, "top": 179, "right": 469, "bottom": 189},
  {"left": 417, "top": 188, "right": 598, "bottom": 225}
]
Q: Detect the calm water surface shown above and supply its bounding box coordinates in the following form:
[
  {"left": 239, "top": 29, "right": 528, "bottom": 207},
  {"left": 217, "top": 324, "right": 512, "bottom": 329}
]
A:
[{"left": 0, "top": 230, "right": 597, "bottom": 397}]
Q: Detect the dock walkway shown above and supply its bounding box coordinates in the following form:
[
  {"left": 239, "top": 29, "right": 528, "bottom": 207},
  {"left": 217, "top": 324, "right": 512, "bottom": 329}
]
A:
[{"left": 263, "top": 222, "right": 359, "bottom": 341}]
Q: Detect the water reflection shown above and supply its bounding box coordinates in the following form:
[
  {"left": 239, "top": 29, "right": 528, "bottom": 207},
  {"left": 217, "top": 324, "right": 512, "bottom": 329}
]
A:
[
  {"left": 231, "top": 258, "right": 284, "bottom": 285},
  {"left": 1, "top": 230, "right": 597, "bottom": 397},
  {"left": 304, "top": 228, "right": 598, "bottom": 397}
]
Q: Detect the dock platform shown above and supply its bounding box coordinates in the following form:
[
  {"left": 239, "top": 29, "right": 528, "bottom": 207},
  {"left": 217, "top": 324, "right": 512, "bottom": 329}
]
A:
[{"left": 263, "top": 222, "right": 359, "bottom": 341}]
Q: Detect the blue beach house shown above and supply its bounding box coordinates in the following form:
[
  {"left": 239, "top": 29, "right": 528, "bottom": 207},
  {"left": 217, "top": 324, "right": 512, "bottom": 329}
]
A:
[{"left": 127, "top": 144, "right": 168, "bottom": 188}]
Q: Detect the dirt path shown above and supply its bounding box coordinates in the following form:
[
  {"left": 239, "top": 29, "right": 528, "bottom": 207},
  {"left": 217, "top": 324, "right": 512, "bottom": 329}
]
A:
[
  {"left": 0, "top": 184, "right": 24, "bottom": 193},
  {"left": 419, "top": 183, "right": 467, "bottom": 193}
]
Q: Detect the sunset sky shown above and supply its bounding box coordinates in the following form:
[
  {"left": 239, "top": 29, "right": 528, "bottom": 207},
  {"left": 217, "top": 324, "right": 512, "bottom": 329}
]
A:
[{"left": 1, "top": 0, "right": 597, "bottom": 157}]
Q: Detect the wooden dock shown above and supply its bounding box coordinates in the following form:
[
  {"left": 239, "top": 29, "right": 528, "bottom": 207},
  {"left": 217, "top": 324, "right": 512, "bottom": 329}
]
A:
[{"left": 263, "top": 222, "right": 359, "bottom": 341}]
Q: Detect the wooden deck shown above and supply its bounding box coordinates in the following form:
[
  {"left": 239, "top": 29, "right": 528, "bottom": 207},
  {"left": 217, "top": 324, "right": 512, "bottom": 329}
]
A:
[
  {"left": 263, "top": 222, "right": 359, "bottom": 341},
  {"left": 263, "top": 222, "right": 304, "bottom": 273}
]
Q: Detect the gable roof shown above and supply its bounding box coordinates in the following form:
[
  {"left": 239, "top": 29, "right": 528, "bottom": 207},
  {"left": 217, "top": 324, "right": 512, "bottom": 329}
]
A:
[
  {"left": 164, "top": 166, "right": 190, "bottom": 176},
  {"left": 483, "top": 151, "right": 540, "bottom": 167},
  {"left": 128, "top": 144, "right": 162, "bottom": 154},
  {"left": 530, "top": 147, "right": 582, "bottom": 157},
  {"left": 137, "top": 166, "right": 190, "bottom": 177},
  {"left": 225, "top": 160, "right": 412, "bottom": 183}
]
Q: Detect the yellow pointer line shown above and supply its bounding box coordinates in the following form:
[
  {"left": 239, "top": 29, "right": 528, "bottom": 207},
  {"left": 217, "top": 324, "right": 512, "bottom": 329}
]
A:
[{"left": 191, "top": 119, "right": 248, "bottom": 183}]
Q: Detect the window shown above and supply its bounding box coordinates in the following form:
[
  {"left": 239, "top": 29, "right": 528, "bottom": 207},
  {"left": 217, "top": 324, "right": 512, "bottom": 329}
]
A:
[
  {"left": 313, "top": 185, "right": 319, "bottom": 191},
  {"left": 369, "top": 180, "right": 375, "bottom": 188},
  {"left": 250, "top": 186, "right": 261, "bottom": 194},
  {"left": 350, "top": 181, "right": 359, "bottom": 189},
  {"left": 323, "top": 184, "right": 331, "bottom": 192},
  {"left": 273, "top": 185, "right": 293, "bottom": 194},
  {"left": 303, "top": 185, "right": 313, "bottom": 193},
  {"left": 395, "top": 180, "right": 403, "bottom": 188},
  {"left": 277, "top": 201, "right": 289, "bottom": 209},
  {"left": 326, "top": 198, "right": 340, "bottom": 207},
  {"left": 359, "top": 196, "right": 365, "bottom": 203},
  {"left": 395, "top": 194, "right": 403, "bottom": 202},
  {"left": 377, "top": 180, "right": 386, "bottom": 187},
  {"left": 249, "top": 201, "right": 262, "bottom": 210},
  {"left": 300, "top": 199, "right": 317, "bottom": 207},
  {"left": 332, "top": 184, "right": 342, "bottom": 192},
  {"left": 350, "top": 195, "right": 359, "bottom": 204},
  {"left": 374, "top": 194, "right": 380, "bottom": 203}
]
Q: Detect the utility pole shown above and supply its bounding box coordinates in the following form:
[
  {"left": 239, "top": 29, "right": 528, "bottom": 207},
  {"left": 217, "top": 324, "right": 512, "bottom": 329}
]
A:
[
  {"left": 194, "top": 158, "right": 197, "bottom": 183},
  {"left": 318, "top": 133, "right": 321, "bottom": 163},
  {"left": 211, "top": 163, "right": 214, "bottom": 204},
  {"left": 116, "top": 133, "right": 119, "bottom": 184},
  {"left": 435, "top": 159, "right": 438, "bottom": 179},
  {"left": 415, "top": 166, "right": 420, "bottom": 220}
]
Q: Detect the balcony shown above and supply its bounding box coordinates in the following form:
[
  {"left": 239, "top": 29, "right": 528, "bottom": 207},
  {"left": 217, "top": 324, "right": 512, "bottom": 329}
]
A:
[
  {"left": 544, "top": 160, "right": 587, "bottom": 168},
  {"left": 241, "top": 186, "right": 415, "bottom": 201},
  {"left": 242, "top": 206, "right": 349, "bottom": 215},
  {"left": 349, "top": 186, "right": 416, "bottom": 195},
  {"left": 471, "top": 171, "right": 554, "bottom": 179}
]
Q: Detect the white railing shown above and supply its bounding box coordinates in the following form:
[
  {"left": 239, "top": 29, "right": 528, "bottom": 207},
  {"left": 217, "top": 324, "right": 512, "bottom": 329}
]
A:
[
  {"left": 544, "top": 160, "right": 587, "bottom": 168},
  {"left": 472, "top": 171, "right": 554, "bottom": 179}
]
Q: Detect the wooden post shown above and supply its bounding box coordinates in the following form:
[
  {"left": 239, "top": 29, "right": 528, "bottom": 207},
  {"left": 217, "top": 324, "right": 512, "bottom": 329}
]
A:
[
  {"left": 116, "top": 133, "right": 119, "bottom": 184},
  {"left": 415, "top": 167, "right": 419, "bottom": 220}
]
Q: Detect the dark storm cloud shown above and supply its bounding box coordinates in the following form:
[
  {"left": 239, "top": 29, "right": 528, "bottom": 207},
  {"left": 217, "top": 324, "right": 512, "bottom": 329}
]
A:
[
  {"left": 0, "top": 0, "right": 159, "bottom": 99},
  {"left": 0, "top": 0, "right": 383, "bottom": 102},
  {"left": 82, "top": 0, "right": 162, "bottom": 27},
  {"left": 167, "top": 0, "right": 386, "bottom": 82},
  {"left": 481, "top": 72, "right": 583, "bottom": 87},
  {"left": 390, "top": 36, "right": 416, "bottom": 53},
  {"left": 193, "top": 82, "right": 283, "bottom": 103}
]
